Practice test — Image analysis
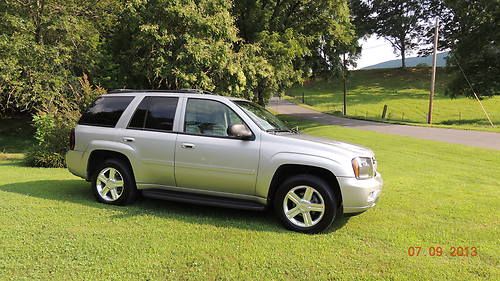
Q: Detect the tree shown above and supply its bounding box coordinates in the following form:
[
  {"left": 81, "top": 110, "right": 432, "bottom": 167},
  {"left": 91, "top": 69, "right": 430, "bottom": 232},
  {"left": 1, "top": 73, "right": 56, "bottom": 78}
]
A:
[
  {"left": 0, "top": 0, "right": 119, "bottom": 114},
  {"left": 111, "top": 0, "right": 355, "bottom": 105},
  {"left": 422, "top": 0, "right": 499, "bottom": 97},
  {"left": 368, "top": 0, "right": 429, "bottom": 68},
  {"left": 108, "top": 0, "right": 250, "bottom": 97},
  {"left": 233, "top": 0, "right": 356, "bottom": 102},
  {"left": 1, "top": 0, "right": 358, "bottom": 112}
]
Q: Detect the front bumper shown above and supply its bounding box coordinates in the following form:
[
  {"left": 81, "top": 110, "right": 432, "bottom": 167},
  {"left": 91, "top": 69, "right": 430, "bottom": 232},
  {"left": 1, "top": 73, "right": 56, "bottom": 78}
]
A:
[
  {"left": 337, "top": 173, "right": 383, "bottom": 213},
  {"left": 65, "top": 150, "right": 87, "bottom": 179}
]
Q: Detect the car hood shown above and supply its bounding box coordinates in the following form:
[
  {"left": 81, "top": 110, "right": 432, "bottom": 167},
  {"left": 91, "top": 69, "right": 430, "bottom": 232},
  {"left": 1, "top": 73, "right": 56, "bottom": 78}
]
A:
[{"left": 277, "top": 133, "right": 375, "bottom": 159}]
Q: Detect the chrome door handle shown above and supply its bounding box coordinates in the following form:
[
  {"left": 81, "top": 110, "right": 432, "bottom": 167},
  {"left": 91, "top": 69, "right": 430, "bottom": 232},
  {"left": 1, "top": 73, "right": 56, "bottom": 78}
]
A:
[
  {"left": 181, "top": 143, "right": 195, "bottom": 149},
  {"left": 123, "top": 137, "right": 135, "bottom": 142}
]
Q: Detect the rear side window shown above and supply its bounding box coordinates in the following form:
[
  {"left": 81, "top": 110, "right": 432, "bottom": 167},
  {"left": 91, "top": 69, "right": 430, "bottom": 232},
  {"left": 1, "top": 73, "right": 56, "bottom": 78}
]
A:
[
  {"left": 79, "top": 96, "right": 134, "bottom": 127},
  {"left": 128, "top": 97, "right": 178, "bottom": 132}
]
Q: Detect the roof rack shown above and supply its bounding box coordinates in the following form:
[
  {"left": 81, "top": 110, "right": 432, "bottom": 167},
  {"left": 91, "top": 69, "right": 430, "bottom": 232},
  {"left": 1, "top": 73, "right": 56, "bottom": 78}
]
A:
[{"left": 107, "top": 89, "right": 217, "bottom": 95}]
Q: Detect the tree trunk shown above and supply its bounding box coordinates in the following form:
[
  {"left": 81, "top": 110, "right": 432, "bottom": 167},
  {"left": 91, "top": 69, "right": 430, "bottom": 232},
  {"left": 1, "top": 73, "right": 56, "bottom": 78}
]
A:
[
  {"left": 400, "top": 41, "right": 406, "bottom": 68},
  {"left": 34, "top": 0, "right": 45, "bottom": 44},
  {"left": 257, "top": 89, "right": 265, "bottom": 106}
]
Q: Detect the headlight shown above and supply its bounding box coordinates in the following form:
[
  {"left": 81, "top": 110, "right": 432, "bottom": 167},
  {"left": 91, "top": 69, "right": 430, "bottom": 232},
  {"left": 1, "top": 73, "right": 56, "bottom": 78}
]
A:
[{"left": 352, "top": 157, "right": 375, "bottom": 179}]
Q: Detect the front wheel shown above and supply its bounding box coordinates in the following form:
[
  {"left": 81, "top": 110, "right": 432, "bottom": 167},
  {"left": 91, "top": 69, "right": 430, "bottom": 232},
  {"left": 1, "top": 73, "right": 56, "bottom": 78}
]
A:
[
  {"left": 91, "top": 159, "right": 137, "bottom": 205},
  {"left": 274, "top": 175, "right": 338, "bottom": 234}
]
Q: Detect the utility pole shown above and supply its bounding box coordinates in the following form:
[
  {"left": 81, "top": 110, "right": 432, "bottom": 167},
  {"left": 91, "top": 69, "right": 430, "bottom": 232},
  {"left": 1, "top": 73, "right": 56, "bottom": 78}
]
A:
[
  {"left": 343, "top": 53, "right": 347, "bottom": 116},
  {"left": 427, "top": 17, "right": 439, "bottom": 124}
]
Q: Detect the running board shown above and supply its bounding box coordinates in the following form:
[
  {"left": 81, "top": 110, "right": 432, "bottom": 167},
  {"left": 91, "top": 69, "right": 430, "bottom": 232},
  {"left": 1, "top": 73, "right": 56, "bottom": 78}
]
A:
[{"left": 141, "top": 189, "right": 266, "bottom": 211}]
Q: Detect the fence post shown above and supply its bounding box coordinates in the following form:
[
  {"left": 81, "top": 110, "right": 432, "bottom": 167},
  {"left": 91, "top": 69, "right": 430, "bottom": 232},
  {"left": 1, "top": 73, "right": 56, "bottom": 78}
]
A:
[
  {"left": 302, "top": 92, "right": 305, "bottom": 104},
  {"left": 381, "top": 105, "right": 388, "bottom": 119}
]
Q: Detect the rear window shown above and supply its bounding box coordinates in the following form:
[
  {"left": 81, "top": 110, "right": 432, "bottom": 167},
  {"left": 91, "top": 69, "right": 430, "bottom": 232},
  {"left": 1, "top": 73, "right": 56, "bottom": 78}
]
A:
[
  {"left": 128, "top": 96, "right": 179, "bottom": 131},
  {"left": 79, "top": 96, "right": 134, "bottom": 127}
]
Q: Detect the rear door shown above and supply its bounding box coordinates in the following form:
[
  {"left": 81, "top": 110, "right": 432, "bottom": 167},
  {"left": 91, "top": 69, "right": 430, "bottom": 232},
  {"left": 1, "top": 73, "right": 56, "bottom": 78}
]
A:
[
  {"left": 122, "top": 96, "right": 180, "bottom": 186},
  {"left": 174, "top": 98, "right": 260, "bottom": 195}
]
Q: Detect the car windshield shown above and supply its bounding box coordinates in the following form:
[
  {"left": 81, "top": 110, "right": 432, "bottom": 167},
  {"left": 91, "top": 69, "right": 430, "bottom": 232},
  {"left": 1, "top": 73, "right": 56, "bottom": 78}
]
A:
[{"left": 234, "top": 101, "right": 291, "bottom": 132}]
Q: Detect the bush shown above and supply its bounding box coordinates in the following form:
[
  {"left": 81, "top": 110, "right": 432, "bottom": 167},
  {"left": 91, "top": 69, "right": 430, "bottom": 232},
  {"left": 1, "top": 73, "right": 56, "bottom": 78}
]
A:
[
  {"left": 416, "top": 63, "right": 429, "bottom": 68},
  {"left": 25, "top": 75, "right": 105, "bottom": 168},
  {"left": 25, "top": 111, "right": 78, "bottom": 168}
]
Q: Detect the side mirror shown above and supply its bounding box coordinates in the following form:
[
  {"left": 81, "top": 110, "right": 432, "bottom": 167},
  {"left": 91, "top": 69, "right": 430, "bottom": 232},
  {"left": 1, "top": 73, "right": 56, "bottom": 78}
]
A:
[{"left": 228, "top": 124, "right": 253, "bottom": 140}]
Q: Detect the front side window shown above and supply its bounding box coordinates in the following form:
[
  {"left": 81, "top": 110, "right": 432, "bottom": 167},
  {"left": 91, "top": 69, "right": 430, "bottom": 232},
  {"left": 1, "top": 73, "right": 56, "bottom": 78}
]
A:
[
  {"left": 79, "top": 96, "right": 134, "bottom": 127},
  {"left": 184, "top": 99, "right": 245, "bottom": 137},
  {"left": 128, "top": 97, "right": 178, "bottom": 131}
]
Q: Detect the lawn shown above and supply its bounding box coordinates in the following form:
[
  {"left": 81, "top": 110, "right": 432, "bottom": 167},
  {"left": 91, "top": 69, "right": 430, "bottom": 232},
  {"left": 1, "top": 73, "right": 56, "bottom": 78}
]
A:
[
  {"left": 286, "top": 68, "right": 500, "bottom": 132},
  {"left": 0, "top": 118, "right": 499, "bottom": 280}
]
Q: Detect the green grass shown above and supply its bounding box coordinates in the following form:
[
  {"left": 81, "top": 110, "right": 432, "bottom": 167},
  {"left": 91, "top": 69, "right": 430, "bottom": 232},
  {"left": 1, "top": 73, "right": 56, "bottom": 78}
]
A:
[
  {"left": 1, "top": 120, "right": 499, "bottom": 280},
  {"left": 287, "top": 68, "right": 500, "bottom": 132},
  {"left": 0, "top": 117, "right": 33, "bottom": 153}
]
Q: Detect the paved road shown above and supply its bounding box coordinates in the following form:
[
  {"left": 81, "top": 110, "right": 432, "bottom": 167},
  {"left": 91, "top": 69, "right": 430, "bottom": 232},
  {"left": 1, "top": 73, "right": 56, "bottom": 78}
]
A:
[{"left": 269, "top": 98, "right": 500, "bottom": 151}]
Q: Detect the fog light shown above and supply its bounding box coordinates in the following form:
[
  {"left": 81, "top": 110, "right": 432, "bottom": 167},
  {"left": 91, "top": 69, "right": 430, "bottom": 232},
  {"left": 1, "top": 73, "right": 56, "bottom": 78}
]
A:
[{"left": 367, "top": 190, "right": 379, "bottom": 203}]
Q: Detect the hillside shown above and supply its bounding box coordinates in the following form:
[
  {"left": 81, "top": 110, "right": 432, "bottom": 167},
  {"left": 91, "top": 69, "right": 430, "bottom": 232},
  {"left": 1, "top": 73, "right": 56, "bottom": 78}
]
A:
[
  {"left": 362, "top": 52, "right": 448, "bottom": 69},
  {"left": 286, "top": 68, "right": 499, "bottom": 131}
]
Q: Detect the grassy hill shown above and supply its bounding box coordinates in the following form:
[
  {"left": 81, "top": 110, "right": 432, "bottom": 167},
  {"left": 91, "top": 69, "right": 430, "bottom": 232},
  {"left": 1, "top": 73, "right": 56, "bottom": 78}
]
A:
[
  {"left": 286, "top": 68, "right": 500, "bottom": 132},
  {"left": 362, "top": 52, "right": 448, "bottom": 69}
]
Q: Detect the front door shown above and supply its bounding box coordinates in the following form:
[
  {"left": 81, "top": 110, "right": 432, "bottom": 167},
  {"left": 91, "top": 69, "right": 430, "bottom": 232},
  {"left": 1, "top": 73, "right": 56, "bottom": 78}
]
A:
[{"left": 174, "top": 98, "right": 260, "bottom": 195}]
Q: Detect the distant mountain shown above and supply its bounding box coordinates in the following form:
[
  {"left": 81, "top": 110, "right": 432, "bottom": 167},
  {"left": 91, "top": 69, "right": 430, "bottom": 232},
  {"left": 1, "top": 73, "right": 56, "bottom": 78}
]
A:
[{"left": 362, "top": 51, "right": 448, "bottom": 69}]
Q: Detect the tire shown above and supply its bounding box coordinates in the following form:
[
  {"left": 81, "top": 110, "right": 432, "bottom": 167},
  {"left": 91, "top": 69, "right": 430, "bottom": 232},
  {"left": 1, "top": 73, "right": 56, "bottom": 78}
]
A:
[
  {"left": 274, "top": 174, "right": 338, "bottom": 234},
  {"left": 91, "top": 159, "right": 137, "bottom": 205}
]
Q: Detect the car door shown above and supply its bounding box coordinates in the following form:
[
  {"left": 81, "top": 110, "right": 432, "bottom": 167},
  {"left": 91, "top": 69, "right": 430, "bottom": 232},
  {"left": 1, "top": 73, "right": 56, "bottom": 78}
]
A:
[
  {"left": 175, "top": 98, "right": 260, "bottom": 195},
  {"left": 122, "top": 96, "right": 180, "bottom": 186}
]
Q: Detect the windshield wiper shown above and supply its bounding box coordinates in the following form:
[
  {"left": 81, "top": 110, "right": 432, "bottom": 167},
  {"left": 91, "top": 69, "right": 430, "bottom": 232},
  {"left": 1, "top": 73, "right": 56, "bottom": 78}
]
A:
[{"left": 265, "top": 128, "right": 294, "bottom": 133}]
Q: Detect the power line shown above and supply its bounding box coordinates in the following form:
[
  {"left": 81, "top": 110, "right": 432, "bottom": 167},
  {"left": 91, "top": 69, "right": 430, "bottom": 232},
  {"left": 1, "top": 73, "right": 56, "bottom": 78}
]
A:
[{"left": 451, "top": 54, "right": 495, "bottom": 128}]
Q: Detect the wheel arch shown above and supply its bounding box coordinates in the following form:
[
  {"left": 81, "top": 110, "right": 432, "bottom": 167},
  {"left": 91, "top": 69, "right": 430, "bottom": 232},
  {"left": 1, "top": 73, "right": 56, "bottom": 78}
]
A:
[
  {"left": 86, "top": 150, "right": 135, "bottom": 181},
  {"left": 267, "top": 164, "right": 342, "bottom": 208}
]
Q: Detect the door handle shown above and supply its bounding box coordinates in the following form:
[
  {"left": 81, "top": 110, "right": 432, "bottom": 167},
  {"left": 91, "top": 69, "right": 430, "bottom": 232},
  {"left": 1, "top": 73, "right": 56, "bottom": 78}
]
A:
[
  {"left": 123, "top": 137, "right": 135, "bottom": 142},
  {"left": 181, "top": 143, "right": 195, "bottom": 149}
]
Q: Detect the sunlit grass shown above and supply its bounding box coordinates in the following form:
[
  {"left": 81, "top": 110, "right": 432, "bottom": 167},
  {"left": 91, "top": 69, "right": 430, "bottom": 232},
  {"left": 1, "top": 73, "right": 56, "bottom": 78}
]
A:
[
  {"left": 287, "top": 68, "right": 500, "bottom": 132},
  {"left": 1, "top": 118, "right": 498, "bottom": 280}
]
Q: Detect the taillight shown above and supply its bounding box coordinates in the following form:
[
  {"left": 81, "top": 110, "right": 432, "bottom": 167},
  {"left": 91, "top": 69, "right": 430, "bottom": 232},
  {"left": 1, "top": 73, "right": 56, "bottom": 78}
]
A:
[{"left": 69, "top": 128, "right": 75, "bottom": 150}]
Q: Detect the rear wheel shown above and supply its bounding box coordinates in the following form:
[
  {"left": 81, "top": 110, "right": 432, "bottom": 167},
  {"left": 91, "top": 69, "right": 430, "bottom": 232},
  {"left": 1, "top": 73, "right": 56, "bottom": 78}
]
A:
[
  {"left": 91, "top": 159, "right": 137, "bottom": 205},
  {"left": 274, "top": 174, "right": 337, "bottom": 234}
]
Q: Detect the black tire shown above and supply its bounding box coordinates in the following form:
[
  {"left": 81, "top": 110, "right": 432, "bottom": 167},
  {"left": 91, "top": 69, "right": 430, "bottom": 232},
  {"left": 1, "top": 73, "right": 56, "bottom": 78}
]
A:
[
  {"left": 91, "top": 159, "right": 137, "bottom": 205},
  {"left": 274, "top": 174, "right": 338, "bottom": 234}
]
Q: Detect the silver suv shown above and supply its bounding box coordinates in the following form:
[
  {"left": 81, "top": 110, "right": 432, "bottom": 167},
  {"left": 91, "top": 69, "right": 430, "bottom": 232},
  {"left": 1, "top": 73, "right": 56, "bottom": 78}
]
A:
[{"left": 66, "top": 90, "right": 382, "bottom": 233}]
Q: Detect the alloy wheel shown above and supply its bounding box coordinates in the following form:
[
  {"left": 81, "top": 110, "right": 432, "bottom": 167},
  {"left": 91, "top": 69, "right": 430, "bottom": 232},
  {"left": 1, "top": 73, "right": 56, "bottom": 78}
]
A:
[
  {"left": 282, "top": 185, "right": 325, "bottom": 227},
  {"left": 96, "top": 167, "right": 124, "bottom": 202}
]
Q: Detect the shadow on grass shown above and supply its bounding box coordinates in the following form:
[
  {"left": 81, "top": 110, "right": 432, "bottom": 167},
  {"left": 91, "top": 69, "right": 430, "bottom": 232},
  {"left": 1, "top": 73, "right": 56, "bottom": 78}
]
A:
[
  {"left": 0, "top": 179, "right": 350, "bottom": 234},
  {"left": 439, "top": 118, "right": 491, "bottom": 126},
  {"left": 0, "top": 117, "right": 34, "bottom": 153}
]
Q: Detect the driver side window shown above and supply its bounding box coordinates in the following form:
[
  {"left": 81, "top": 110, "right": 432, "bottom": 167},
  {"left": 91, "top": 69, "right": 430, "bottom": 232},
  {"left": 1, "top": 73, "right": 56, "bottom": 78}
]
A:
[{"left": 184, "top": 99, "right": 244, "bottom": 137}]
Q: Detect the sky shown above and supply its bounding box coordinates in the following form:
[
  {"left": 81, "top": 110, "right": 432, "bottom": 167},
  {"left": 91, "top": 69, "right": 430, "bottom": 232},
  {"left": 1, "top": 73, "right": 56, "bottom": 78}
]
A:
[{"left": 354, "top": 36, "right": 400, "bottom": 69}]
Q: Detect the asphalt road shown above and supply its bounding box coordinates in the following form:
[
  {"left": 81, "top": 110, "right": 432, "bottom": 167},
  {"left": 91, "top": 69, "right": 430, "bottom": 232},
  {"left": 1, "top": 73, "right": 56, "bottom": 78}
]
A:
[{"left": 269, "top": 98, "right": 500, "bottom": 151}]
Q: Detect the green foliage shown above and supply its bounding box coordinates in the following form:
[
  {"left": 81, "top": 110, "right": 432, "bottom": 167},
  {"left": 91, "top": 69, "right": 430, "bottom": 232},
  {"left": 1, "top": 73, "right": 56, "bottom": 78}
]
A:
[
  {"left": 0, "top": 0, "right": 119, "bottom": 114},
  {"left": 110, "top": 0, "right": 243, "bottom": 94},
  {"left": 25, "top": 113, "right": 70, "bottom": 168},
  {"left": 25, "top": 75, "right": 105, "bottom": 167},
  {"left": 234, "top": 0, "right": 356, "bottom": 81},
  {"left": 108, "top": 0, "right": 355, "bottom": 104},
  {"left": 0, "top": 0, "right": 356, "bottom": 110},
  {"left": 437, "top": 0, "right": 499, "bottom": 98},
  {"left": 415, "top": 62, "right": 429, "bottom": 68}
]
